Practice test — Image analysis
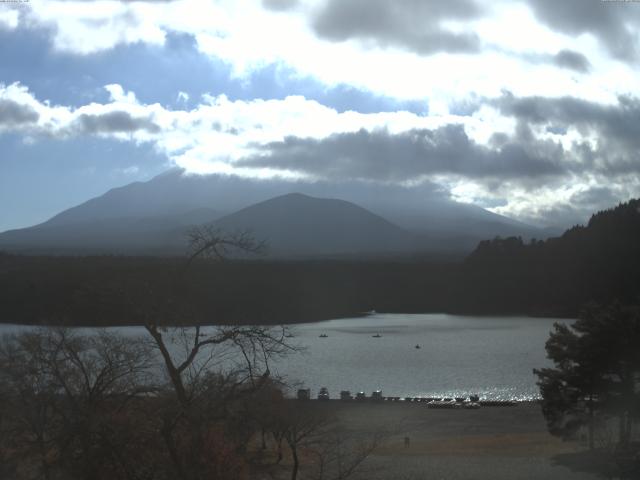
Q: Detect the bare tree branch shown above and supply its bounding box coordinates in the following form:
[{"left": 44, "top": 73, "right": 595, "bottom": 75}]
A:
[{"left": 185, "top": 226, "right": 267, "bottom": 269}]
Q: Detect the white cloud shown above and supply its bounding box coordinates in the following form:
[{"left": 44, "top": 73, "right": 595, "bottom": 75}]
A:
[
  {"left": 4, "top": 80, "right": 639, "bottom": 225},
  {"left": 12, "top": 0, "right": 637, "bottom": 110},
  {"left": 176, "top": 91, "right": 189, "bottom": 103},
  {"left": 27, "top": 0, "right": 165, "bottom": 55},
  {"left": 0, "top": 8, "right": 20, "bottom": 29},
  {"left": 3, "top": 0, "right": 640, "bottom": 226},
  {"left": 104, "top": 84, "right": 138, "bottom": 104},
  {"left": 0, "top": 81, "right": 466, "bottom": 172}
]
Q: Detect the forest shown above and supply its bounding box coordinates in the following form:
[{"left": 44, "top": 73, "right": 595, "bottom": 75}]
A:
[
  {"left": 1, "top": 199, "right": 639, "bottom": 326},
  {"left": 0, "top": 200, "right": 640, "bottom": 325}
]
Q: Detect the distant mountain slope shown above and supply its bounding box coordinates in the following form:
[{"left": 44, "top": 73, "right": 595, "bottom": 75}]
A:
[
  {"left": 0, "top": 209, "right": 219, "bottom": 255},
  {"left": 41, "top": 170, "right": 239, "bottom": 227},
  {"left": 33, "top": 169, "right": 540, "bottom": 233},
  {"left": 214, "top": 193, "right": 419, "bottom": 257},
  {"left": 0, "top": 169, "right": 544, "bottom": 256}
]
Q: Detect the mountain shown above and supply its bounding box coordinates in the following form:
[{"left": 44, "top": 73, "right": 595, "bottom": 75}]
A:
[
  {"left": 0, "top": 209, "right": 219, "bottom": 255},
  {"left": 214, "top": 193, "right": 419, "bottom": 257},
  {"left": 0, "top": 192, "right": 424, "bottom": 257},
  {"left": 0, "top": 169, "right": 544, "bottom": 257}
]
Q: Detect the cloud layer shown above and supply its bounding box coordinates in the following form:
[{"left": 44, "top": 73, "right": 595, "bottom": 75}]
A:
[
  {"left": 0, "top": 99, "right": 39, "bottom": 126},
  {"left": 4, "top": 77, "right": 639, "bottom": 228},
  {"left": 10, "top": 0, "right": 638, "bottom": 104},
  {"left": 312, "top": 0, "right": 483, "bottom": 54},
  {"left": 3, "top": 0, "right": 640, "bottom": 230},
  {"left": 239, "top": 125, "right": 566, "bottom": 183},
  {"left": 527, "top": 0, "right": 640, "bottom": 62}
]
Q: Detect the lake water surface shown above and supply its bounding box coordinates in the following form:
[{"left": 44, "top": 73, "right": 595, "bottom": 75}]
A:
[
  {"left": 274, "top": 313, "right": 570, "bottom": 401},
  {"left": 0, "top": 313, "right": 571, "bottom": 401}
]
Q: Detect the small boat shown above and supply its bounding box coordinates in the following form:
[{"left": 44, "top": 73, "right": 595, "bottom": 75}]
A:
[
  {"left": 372, "top": 333, "right": 382, "bottom": 338},
  {"left": 415, "top": 344, "right": 421, "bottom": 349},
  {"left": 319, "top": 333, "right": 328, "bottom": 338},
  {"left": 285, "top": 333, "right": 295, "bottom": 338}
]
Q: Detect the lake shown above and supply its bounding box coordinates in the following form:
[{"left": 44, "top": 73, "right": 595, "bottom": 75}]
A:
[
  {"left": 0, "top": 313, "right": 570, "bottom": 401},
  {"left": 273, "top": 313, "right": 569, "bottom": 401}
]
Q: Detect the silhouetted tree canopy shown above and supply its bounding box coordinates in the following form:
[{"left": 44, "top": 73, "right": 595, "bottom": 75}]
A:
[
  {"left": 534, "top": 302, "right": 640, "bottom": 448},
  {"left": 464, "top": 199, "right": 640, "bottom": 314}
]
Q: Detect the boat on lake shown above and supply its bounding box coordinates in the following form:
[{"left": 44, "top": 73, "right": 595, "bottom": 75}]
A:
[
  {"left": 319, "top": 333, "right": 328, "bottom": 338},
  {"left": 372, "top": 333, "right": 382, "bottom": 338}
]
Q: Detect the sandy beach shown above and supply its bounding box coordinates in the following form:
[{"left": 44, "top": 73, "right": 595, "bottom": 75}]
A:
[{"left": 299, "top": 400, "right": 603, "bottom": 480}]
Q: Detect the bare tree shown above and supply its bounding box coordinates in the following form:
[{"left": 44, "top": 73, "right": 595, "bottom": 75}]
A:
[
  {"left": 0, "top": 328, "right": 157, "bottom": 480},
  {"left": 306, "top": 427, "right": 384, "bottom": 480},
  {"left": 0, "top": 228, "right": 300, "bottom": 480},
  {"left": 185, "top": 226, "right": 266, "bottom": 268},
  {"left": 263, "top": 403, "right": 384, "bottom": 480},
  {"left": 143, "top": 323, "right": 295, "bottom": 480},
  {"left": 140, "top": 226, "right": 298, "bottom": 480},
  {"left": 280, "top": 405, "right": 330, "bottom": 480}
]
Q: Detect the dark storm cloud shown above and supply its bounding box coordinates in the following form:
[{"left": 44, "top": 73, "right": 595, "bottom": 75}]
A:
[
  {"left": 502, "top": 48, "right": 591, "bottom": 74},
  {"left": 490, "top": 91, "right": 640, "bottom": 182},
  {"left": 262, "top": 0, "right": 299, "bottom": 11},
  {"left": 571, "top": 186, "right": 620, "bottom": 208},
  {"left": 522, "top": 186, "right": 623, "bottom": 229},
  {"left": 75, "top": 111, "right": 160, "bottom": 135},
  {"left": 0, "top": 99, "right": 39, "bottom": 126},
  {"left": 552, "top": 49, "right": 591, "bottom": 73},
  {"left": 527, "top": 0, "right": 640, "bottom": 61},
  {"left": 493, "top": 92, "right": 640, "bottom": 150},
  {"left": 312, "top": 0, "right": 484, "bottom": 54},
  {"left": 238, "top": 125, "right": 566, "bottom": 183}
]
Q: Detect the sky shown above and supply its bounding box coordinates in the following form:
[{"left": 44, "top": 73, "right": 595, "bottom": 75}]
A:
[{"left": 1, "top": 0, "right": 640, "bottom": 232}]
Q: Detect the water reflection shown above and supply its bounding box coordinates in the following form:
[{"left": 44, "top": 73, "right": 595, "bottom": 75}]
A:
[{"left": 0, "top": 313, "right": 572, "bottom": 401}]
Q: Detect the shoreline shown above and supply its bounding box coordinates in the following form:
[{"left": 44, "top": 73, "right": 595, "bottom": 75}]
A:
[
  {"left": 306, "top": 400, "right": 598, "bottom": 479},
  {"left": 0, "top": 310, "right": 573, "bottom": 328}
]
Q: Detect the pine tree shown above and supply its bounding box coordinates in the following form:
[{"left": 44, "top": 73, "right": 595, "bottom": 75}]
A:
[{"left": 534, "top": 302, "right": 640, "bottom": 448}]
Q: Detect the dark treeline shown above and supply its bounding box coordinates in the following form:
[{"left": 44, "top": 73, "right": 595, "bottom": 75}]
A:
[
  {"left": 465, "top": 199, "right": 640, "bottom": 316},
  {"left": 1, "top": 199, "right": 639, "bottom": 326},
  {"left": 0, "top": 254, "right": 459, "bottom": 326}
]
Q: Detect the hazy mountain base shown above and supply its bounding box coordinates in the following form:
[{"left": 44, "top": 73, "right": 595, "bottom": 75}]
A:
[
  {"left": 0, "top": 171, "right": 545, "bottom": 258},
  {"left": 1, "top": 198, "right": 638, "bottom": 327}
]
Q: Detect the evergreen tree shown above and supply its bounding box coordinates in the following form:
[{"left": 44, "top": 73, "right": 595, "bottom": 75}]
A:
[{"left": 534, "top": 302, "right": 640, "bottom": 448}]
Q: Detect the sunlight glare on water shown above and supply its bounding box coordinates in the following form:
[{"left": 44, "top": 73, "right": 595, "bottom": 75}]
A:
[{"left": 271, "top": 313, "right": 571, "bottom": 401}]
